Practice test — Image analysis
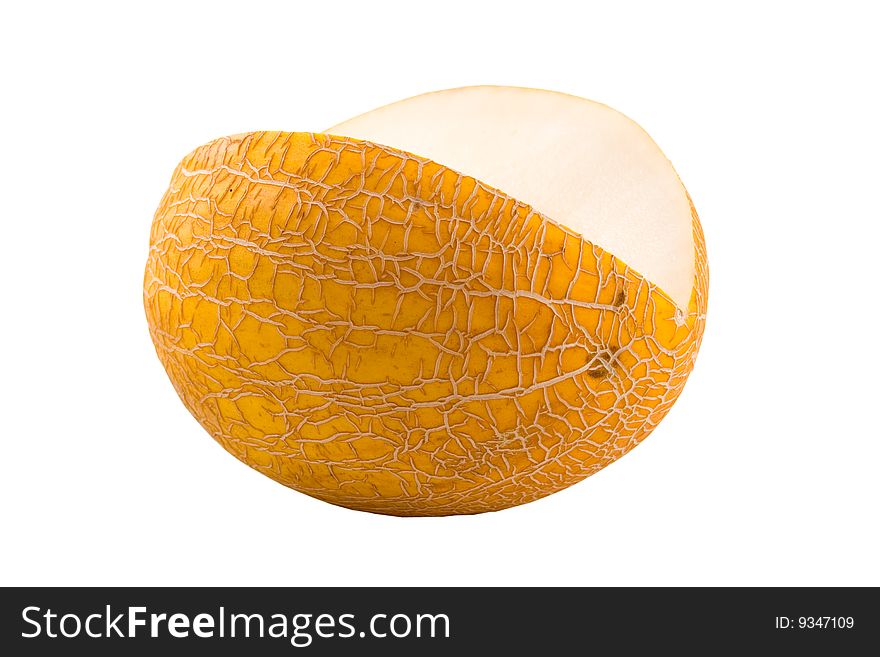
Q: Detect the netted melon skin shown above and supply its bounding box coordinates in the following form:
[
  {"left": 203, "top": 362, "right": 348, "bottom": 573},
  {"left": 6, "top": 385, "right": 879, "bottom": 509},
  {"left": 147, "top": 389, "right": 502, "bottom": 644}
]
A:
[{"left": 144, "top": 132, "right": 708, "bottom": 516}]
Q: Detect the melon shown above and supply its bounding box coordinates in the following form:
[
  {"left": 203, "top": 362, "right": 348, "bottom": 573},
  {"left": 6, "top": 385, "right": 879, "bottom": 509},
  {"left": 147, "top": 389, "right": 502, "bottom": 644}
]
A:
[{"left": 143, "top": 86, "right": 708, "bottom": 516}]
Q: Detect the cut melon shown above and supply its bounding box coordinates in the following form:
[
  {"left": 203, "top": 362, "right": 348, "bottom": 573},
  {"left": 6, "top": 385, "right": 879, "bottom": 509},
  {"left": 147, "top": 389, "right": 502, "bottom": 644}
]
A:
[{"left": 143, "top": 86, "right": 708, "bottom": 516}]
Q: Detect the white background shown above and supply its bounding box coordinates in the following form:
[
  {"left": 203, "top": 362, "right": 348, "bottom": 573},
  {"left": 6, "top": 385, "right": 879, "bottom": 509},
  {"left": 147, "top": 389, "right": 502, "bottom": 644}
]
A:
[{"left": 1, "top": 1, "right": 878, "bottom": 587}]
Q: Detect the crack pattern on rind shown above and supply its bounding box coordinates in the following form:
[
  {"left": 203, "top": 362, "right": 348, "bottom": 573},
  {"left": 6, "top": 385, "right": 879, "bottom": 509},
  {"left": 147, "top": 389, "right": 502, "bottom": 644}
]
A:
[{"left": 143, "top": 131, "right": 708, "bottom": 516}]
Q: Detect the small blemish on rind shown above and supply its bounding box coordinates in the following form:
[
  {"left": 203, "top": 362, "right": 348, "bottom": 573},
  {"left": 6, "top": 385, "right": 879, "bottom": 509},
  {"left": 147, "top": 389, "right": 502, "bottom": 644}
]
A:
[
  {"left": 587, "top": 366, "right": 609, "bottom": 379},
  {"left": 673, "top": 307, "right": 687, "bottom": 326}
]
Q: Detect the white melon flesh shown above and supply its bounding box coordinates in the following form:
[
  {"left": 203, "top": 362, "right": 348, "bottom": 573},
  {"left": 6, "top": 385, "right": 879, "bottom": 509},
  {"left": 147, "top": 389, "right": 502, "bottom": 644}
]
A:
[{"left": 327, "top": 86, "right": 695, "bottom": 309}]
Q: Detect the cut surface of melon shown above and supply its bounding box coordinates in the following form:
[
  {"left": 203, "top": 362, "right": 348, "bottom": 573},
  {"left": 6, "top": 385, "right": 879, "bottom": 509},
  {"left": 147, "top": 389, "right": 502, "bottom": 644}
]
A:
[{"left": 328, "top": 86, "right": 695, "bottom": 309}]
